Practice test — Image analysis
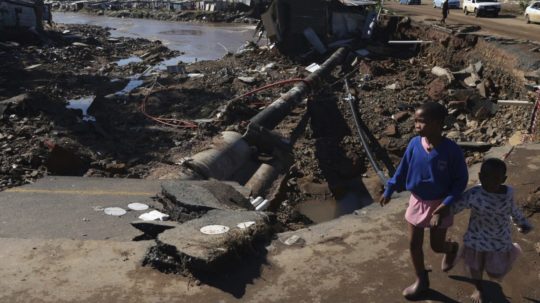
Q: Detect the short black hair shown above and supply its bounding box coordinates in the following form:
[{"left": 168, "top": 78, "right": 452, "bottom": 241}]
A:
[
  {"left": 418, "top": 102, "right": 448, "bottom": 122},
  {"left": 481, "top": 158, "right": 507, "bottom": 175}
]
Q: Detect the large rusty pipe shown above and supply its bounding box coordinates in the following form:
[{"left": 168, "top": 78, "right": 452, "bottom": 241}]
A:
[
  {"left": 244, "top": 162, "right": 282, "bottom": 198},
  {"left": 183, "top": 131, "right": 251, "bottom": 180},
  {"left": 249, "top": 47, "right": 349, "bottom": 130},
  {"left": 183, "top": 48, "right": 349, "bottom": 184}
]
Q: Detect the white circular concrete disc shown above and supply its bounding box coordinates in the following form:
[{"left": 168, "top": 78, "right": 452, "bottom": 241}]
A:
[
  {"left": 237, "top": 221, "right": 256, "bottom": 229},
  {"left": 128, "top": 203, "right": 149, "bottom": 211},
  {"left": 104, "top": 207, "right": 127, "bottom": 216},
  {"left": 200, "top": 225, "right": 230, "bottom": 235}
]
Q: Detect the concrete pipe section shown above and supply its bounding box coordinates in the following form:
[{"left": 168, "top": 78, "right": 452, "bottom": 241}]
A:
[{"left": 183, "top": 131, "right": 251, "bottom": 180}]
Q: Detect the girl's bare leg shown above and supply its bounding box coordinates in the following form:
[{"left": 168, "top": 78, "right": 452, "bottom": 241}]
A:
[
  {"left": 430, "top": 227, "right": 459, "bottom": 271},
  {"left": 470, "top": 267, "right": 484, "bottom": 303},
  {"left": 403, "top": 223, "right": 429, "bottom": 298}
]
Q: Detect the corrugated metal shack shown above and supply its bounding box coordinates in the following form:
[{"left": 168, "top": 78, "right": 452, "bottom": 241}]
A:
[
  {"left": 261, "top": 0, "right": 377, "bottom": 54},
  {"left": 0, "top": 0, "right": 49, "bottom": 29}
]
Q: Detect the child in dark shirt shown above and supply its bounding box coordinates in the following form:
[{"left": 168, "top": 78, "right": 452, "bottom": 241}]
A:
[{"left": 380, "top": 102, "right": 468, "bottom": 298}]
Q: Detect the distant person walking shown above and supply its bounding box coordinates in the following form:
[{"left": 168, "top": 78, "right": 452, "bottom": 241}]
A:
[{"left": 441, "top": 0, "right": 450, "bottom": 24}]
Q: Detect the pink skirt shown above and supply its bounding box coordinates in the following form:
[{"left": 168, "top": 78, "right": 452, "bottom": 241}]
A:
[
  {"left": 405, "top": 193, "right": 454, "bottom": 228},
  {"left": 461, "top": 243, "right": 522, "bottom": 280}
]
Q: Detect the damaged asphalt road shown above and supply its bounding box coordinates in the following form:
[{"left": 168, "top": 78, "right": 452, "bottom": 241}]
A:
[{"left": 1, "top": 8, "right": 540, "bottom": 300}]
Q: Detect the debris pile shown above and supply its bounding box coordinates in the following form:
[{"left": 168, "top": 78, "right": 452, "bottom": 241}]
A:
[
  {"left": 52, "top": 0, "right": 261, "bottom": 24},
  {"left": 2, "top": 14, "right": 539, "bottom": 229}
]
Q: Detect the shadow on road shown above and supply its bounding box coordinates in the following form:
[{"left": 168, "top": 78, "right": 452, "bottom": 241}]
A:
[
  {"left": 406, "top": 288, "right": 461, "bottom": 302},
  {"left": 192, "top": 247, "right": 269, "bottom": 298},
  {"left": 496, "top": 14, "right": 517, "bottom": 19},
  {"left": 450, "top": 275, "right": 511, "bottom": 303}
]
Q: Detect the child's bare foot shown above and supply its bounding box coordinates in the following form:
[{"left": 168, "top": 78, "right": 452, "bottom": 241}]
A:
[
  {"left": 470, "top": 289, "right": 483, "bottom": 303},
  {"left": 402, "top": 271, "right": 429, "bottom": 298}
]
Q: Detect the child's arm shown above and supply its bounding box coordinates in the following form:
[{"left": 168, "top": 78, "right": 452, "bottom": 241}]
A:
[
  {"left": 450, "top": 189, "right": 472, "bottom": 215},
  {"left": 510, "top": 195, "right": 532, "bottom": 234},
  {"left": 380, "top": 140, "right": 414, "bottom": 206},
  {"left": 430, "top": 148, "right": 468, "bottom": 226},
  {"left": 431, "top": 188, "right": 471, "bottom": 227}
]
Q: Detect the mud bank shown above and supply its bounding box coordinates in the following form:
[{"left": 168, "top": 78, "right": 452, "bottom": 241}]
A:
[
  {"left": 53, "top": 12, "right": 258, "bottom": 62},
  {"left": 55, "top": 7, "right": 258, "bottom": 24}
]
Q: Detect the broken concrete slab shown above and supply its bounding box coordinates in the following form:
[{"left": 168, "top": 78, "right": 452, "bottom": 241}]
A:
[
  {"left": 161, "top": 180, "right": 252, "bottom": 211},
  {"left": 148, "top": 209, "right": 271, "bottom": 273},
  {"left": 454, "top": 61, "right": 483, "bottom": 75}
]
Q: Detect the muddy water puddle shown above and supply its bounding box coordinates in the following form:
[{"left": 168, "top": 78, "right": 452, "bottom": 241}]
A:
[
  {"left": 116, "top": 56, "right": 143, "bottom": 66},
  {"left": 53, "top": 12, "right": 256, "bottom": 62},
  {"left": 296, "top": 178, "right": 374, "bottom": 223},
  {"left": 66, "top": 96, "right": 96, "bottom": 121}
]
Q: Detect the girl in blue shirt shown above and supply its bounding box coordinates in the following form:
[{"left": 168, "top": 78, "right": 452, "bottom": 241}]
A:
[{"left": 379, "top": 102, "right": 468, "bottom": 298}]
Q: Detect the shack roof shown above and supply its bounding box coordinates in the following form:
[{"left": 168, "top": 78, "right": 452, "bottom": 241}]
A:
[
  {"left": 1, "top": 0, "right": 38, "bottom": 8},
  {"left": 338, "top": 0, "right": 377, "bottom": 5}
]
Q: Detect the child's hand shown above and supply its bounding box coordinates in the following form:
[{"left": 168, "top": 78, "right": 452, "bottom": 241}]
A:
[
  {"left": 379, "top": 195, "right": 391, "bottom": 207},
  {"left": 430, "top": 213, "right": 442, "bottom": 227}
]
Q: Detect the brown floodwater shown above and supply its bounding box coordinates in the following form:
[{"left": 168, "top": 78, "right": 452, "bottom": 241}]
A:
[
  {"left": 296, "top": 178, "right": 375, "bottom": 223},
  {"left": 53, "top": 12, "right": 257, "bottom": 62}
]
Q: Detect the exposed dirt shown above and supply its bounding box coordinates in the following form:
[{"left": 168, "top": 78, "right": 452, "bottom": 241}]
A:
[
  {"left": 1, "top": 17, "right": 539, "bottom": 227},
  {"left": 279, "top": 19, "right": 540, "bottom": 223}
]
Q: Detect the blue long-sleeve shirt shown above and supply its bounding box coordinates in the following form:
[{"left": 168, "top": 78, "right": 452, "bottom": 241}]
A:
[{"left": 383, "top": 136, "right": 468, "bottom": 205}]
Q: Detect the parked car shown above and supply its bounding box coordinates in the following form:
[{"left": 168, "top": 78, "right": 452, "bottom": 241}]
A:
[
  {"left": 433, "top": 0, "right": 460, "bottom": 8},
  {"left": 525, "top": 1, "right": 540, "bottom": 24},
  {"left": 462, "top": 0, "right": 501, "bottom": 17},
  {"left": 399, "top": 0, "right": 421, "bottom": 5}
]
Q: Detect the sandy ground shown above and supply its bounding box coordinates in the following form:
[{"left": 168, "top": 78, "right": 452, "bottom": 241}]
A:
[
  {"left": 0, "top": 144, "right": 538, "bottom": 303},
  {"left": 387, "top": 2, "right": 540, "bottom": 43}
]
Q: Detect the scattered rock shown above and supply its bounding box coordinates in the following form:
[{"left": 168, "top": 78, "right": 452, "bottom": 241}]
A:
[
  {"left": 392, "top": 111, "right": 410, "bottom": 122},
  {"left": 431, "top": 66, "right": 454, "bottom": 82},
  {"left": 427, "top": 78, "right": 448, "bottom": 100},
  {"left": 238, "top": 76, "right": 256, "bottom": 84},
  {"left": 383, "top": 124, "right": 398, "bottom": 137},
  {"left": 385, "top": 82, "right": 399, "bottom": 90}
]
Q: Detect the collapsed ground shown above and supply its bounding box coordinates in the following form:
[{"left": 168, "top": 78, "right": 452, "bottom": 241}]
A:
[{"left": 1, "top": 18, "right": 539, "bottom": 232}]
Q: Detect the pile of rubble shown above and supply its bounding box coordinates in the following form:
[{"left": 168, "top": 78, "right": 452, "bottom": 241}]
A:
[
  {"left": 92, "top": 8, "right": 258, "bottom": 23},
  {"left": 0, "top": 24, "right": 179, "bottom": 189},
  {"left": 2, "top": 17, "right": 539, "bottom": 227}
]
